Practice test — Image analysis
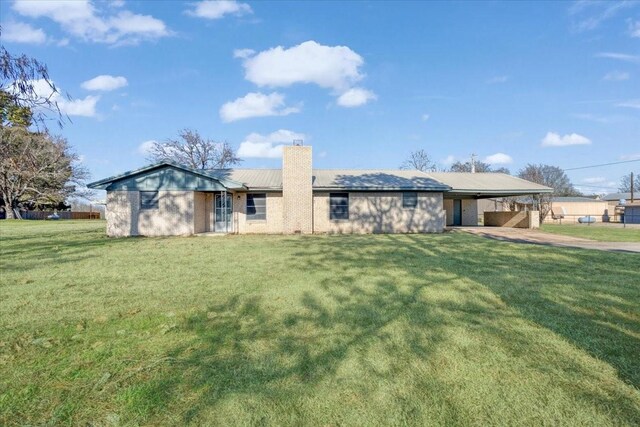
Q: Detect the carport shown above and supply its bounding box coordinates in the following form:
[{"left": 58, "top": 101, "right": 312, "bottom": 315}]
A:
[{"left": 428, "top": 172, "right": 553, "bottom": 227}]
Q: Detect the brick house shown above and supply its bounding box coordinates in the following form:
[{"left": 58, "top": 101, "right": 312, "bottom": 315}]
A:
[{"left": 88, "top": 145, "right": 551, "bottom": 237}]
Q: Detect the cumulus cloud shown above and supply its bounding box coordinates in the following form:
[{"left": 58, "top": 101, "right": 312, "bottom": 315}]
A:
[
  {"left": 233, "top": 48, "right": 255, "bottom": 59},
  {"left": 14, "top": 79, "right": 100, "bottom": 117},
  {"left": 12, "top": 0, "right": 170, "bottom": 45},
  {"left": 219, "top": 92, "right": 300, "bottom": 122},
  {"left": 421, "top": 113, "right": 430, "bottom": 122},
  {"left": 237, "top": 130, "right": 307, "bottom": 158},
  {"left": 81, "top": 75, "right": 128, "bottom": 91},
  {"left": 239, "top": 40, "right": 365, "bottom": 92},
  {"left": 595, "top": 52, "right": 640, "bottom": 63},
  {"left": 442, "top": 155, "right": 456, "bottom": 166},
  {"left": 603, "top": 71, "right": 630, "bottom": 81},
  {"left": 541, "top": 132, "right": 591, "bottom": 147},
  {"left": 137, "top": 140, "right": 157, "bottom": 155},
  {"left": 336, "top": 87, "right": 377, "bottom": 107},
  {"left": 1, "top": 21, "right": 47, "bottom": 44},
  {"left": 484, "top": 153, "right": 513, "bottom": 165},
  {"left": 186, "top": 0, "right": 252, "bottom": 19}
]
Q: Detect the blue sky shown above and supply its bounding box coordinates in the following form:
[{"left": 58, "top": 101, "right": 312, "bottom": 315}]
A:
[{"left": 2, "top": 0, "right": 639, "bottom": 194}]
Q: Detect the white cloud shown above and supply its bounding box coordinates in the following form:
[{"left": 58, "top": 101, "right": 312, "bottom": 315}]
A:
[
  {"left": 186, "top": 0, "right": 252, "bottom": 19},
  {"left": 233, "top": 48, "right": 255, "bottom": 59},
  {"left": 137, "top": 140, "right": 157, "bottom": 155},
  {"left": 60, "top": 95, "right": 100, "bottom": 117},
  {"left": 237, "top": 130, "right": 307, "bottom": 158},
  {"left": 1, "top": 21, "right": 47, "bottom": 44},
  {"left": 12, "top": 0, "right": 170, "bottom": 45},
  {"left": 603, "top": 71, "right": 630, "bottom": 81},
  {"left": 484, "top": 153, "right": 513, "bottom": 165},
  {"left": 421, "top": 113, "right": 430, "bottom": 122},
  {"left": 486, "top": 75, "right": 509, "bottom": 84},
  {"left": 541, "top": 132, "right": 591, "bottom": 147},
  {"left": 442, "top": 155, "right": 456, "bottom": 166},
  {"left": 616, "top": 99, "right": 640, "bottom": 109},
  {"left": 595, "top": 52, "right": 640, "bottom": 63},
  {"left": 219, "top": 92, "right": 300, "bottom": 122},
  {"left": 81, "top": 75, "right": 128, "bottom": 91},
  {"left": 629, "top": 20, "right": 640, "bottom": 37},
  {"left": 336, "top": 87, "right": 376, "bottom": 107},
  {"left": 620, "top": 153, "right": 640, "bottom": 161},
  {"left": 12, "top": 79, "right": 100, "bottom": 117},
  {"left": 239, "top": 40, "right": 365, "bottom": 92}
]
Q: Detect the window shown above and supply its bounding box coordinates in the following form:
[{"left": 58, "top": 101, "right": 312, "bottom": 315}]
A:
[
  {"left": 140, "top": 191, "right": 159, "bottom": 209},
  {"left": 403, "top": 192, "right": 418, "bottom": 209},
  {"left": 246, "top": 193, "right": 266, "bottom": 220},
  {"left": 330, "top": 193, "right": 349, "bottom": 220}
]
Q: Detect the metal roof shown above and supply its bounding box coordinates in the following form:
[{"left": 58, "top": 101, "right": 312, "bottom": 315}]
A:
[
  {"left": 312, "top": 169, "right": 450, "bottom": 190},
  {"left": 206, "top": 169, "right": 451, "bottom": 191},
  {"left": 427, "top": 172, "right": 553, "bottom": 194},
  {"left": 87, "top": 161, "right": 246, "bottom": 190},
  {"left": 602, "top": 192, "right": 633, "bottom": 201},
  {"left": 89, "top": 163, "right": 552, "bottom": 195}
]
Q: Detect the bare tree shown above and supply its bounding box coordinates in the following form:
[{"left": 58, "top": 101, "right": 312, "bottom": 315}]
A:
[
  {"left": 147, "top": 129, "right": 242, "bottom": 170},
  {"left": 0, "top": 126, "right": 88, "bottom": 219},
  {"left": 517, "top": 164, "right": 580, "bottom": 224},
  {"left": 618, "top": 172, "right": 639, "bottom": 193},
  {"left": 401, "top": 149, "right": 437, "bottom": 172},
  {"left": 1, "top": 35, "right": 66, "bottom": 128},
  {"left": 449, "top": 160, "right": 509, "bottom": 174}
]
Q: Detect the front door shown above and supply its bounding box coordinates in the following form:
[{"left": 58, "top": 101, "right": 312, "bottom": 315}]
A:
[
  {"left": 453, "top": 199, "right": 462, "bottom": 226},
  {"left": 215, "top": 194, "right": 233, "bottom": 232}
]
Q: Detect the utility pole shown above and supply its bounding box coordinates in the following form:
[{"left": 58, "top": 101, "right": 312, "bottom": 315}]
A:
[
  {"left": 631, "top": 172, "right": 634, "bottom": 203},
  {"left": 471, "top": 153, "right": 477, "bottom": 173}
]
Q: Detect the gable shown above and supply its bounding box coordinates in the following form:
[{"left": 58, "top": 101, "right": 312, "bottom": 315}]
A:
[{"left": 90, "top": 165, "right": 233, "bottom": 191}]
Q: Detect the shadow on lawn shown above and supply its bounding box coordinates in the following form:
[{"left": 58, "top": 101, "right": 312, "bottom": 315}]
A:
[{"left": 134, "top": 233, "right": 640, "bottom": 424}]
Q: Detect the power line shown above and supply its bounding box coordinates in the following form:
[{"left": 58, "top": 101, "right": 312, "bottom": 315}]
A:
[{"left": 564, "top": 159, "right": 640, "bottom": 171}]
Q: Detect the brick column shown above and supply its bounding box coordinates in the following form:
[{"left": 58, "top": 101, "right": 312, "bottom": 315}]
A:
[{"left": 282, "top": 145, "right": 313, "bottom": 234}]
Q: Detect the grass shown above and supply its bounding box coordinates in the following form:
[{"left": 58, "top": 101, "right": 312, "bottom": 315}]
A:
[
  {"left": 541, "top": 224, "right": 640, "bottom": 242},
  {"left": 1, "top": 220, "right": 639, "bottom": 426}
]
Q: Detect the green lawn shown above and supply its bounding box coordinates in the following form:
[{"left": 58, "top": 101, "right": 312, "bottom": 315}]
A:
[
  {"left": 541, "top": 224, "right": 640, "bottom": 242},
  {"left": 1, "top": 221, "right": 639, "bottom": 426}
]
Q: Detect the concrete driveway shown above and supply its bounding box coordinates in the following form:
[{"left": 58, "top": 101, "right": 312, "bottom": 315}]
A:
[{"left": 456, "top": 227, "right": 640, "bottom": 253}]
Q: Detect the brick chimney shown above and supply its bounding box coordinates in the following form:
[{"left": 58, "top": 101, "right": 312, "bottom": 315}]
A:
[{"left": 282, "top": 145, "right": 313, "bottom": 234}]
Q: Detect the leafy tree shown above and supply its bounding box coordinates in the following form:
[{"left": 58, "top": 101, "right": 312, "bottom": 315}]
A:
[
  {"left": 1, "top": 30, "right": 65, "bottom": 128},
  {"left": 618, "top": 172, "right": 639, "bottom": 193},
  {"left": 0, "top": 126, "right": 88, "bottom": 219},
  {"left": 147, "top": 129, "right": 242, "bottom": 170},
  {"left": 517, "top": 163, "right": 580, "bottom": 223},
  {"left": 400, "top": 149, "right": 438, "bottom": 172},
  {"left": 449, "top": 160, "right": 510, "bottom": 174}
]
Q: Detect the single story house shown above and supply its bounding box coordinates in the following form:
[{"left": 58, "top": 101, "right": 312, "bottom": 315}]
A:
[{"left": 88, "top": 145, "right": 552, "bottom": 236}]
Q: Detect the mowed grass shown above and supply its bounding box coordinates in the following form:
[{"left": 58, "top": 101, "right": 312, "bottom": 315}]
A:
[
  {"left": 1, "top": 221, "right": 639, "bottom": 426},
  {"left": 541, "top": 224, "right": 640, "bottom": 242}
]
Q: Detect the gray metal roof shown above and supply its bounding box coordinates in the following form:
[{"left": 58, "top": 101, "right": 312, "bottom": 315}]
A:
[
  {"left": 312, "top": 169, "right": 450, "bottom": 190},
  {"left": 208, "top": 169, "right": 283, "bottom": 189},
  {"left": 428, "top": 172, "right": 553, "bottom": 194},
  {"left": 207, "top": 169, "right": 450, "bottom": 191},
  {"left": 602, "top": 192, "right": 632, "bottom": 201}
]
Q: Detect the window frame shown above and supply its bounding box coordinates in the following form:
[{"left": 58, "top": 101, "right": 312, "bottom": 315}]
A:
[
  {"left": 329, "top": 192, "right": 350, "bottom": 220},
  {"left": 246, "top": 193, "right": 267, "bottom": 221},
  {"left": 402, "top": 192, "right": 418, "bottom": 209},
  {"left": 139, "top": 191, "right": 159, "bottom": 210}
]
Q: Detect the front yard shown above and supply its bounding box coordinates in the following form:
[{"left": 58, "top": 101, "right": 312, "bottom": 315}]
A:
[
  {"left": 541, "top": 223, "right": 640, "bottom": 242},
  {"left": 1, "top": 221, "right": 639, "bottom": 425}
]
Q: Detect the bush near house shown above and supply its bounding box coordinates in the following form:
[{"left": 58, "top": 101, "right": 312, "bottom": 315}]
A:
[{"left": 1, "top": 221, "right": 639, "bottom": 425}]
